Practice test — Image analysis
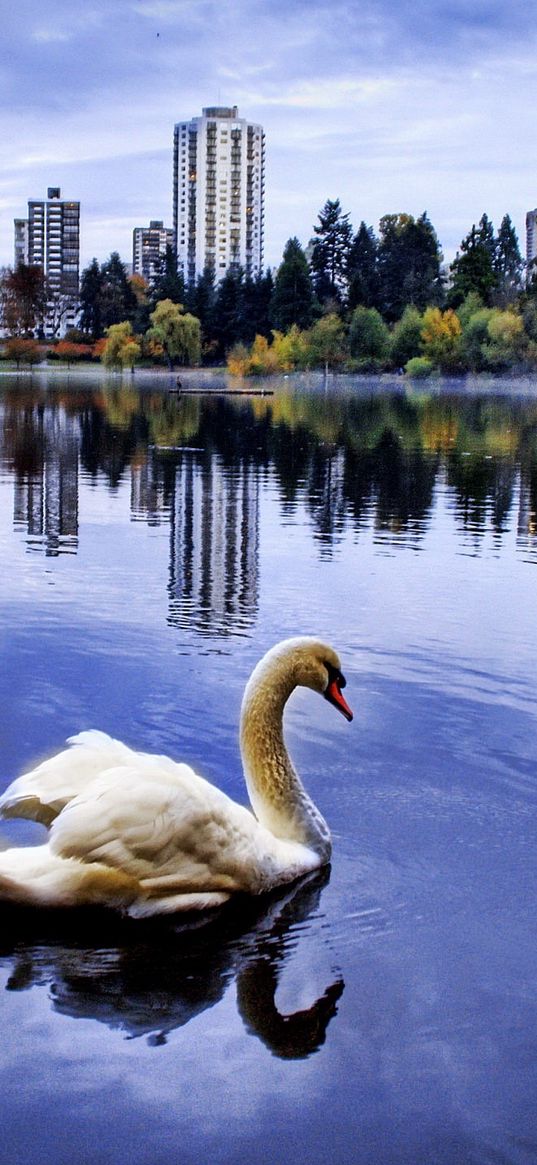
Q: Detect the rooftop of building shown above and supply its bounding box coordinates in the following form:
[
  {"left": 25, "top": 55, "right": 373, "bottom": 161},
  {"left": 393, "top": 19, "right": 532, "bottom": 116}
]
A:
[{"left": 202, "top": 106, "right": 238, "bottom": 119}]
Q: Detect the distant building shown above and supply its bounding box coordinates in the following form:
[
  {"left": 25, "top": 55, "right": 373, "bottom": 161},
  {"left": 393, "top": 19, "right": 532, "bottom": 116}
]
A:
[
  {"left": 14, "top": 219, "right": 29, "bottom": 267},
  {"left": 14, "top": 187, "right": 80, "bottom": 337},
  {"left": 526, "top": 209, "right": 537, "bottom": 282},
  {"left": 132, "top": 220, "right": 174, "bottom": 282},
  {"left": 173, "top": 105, "right": 265, "bottom": 284}
]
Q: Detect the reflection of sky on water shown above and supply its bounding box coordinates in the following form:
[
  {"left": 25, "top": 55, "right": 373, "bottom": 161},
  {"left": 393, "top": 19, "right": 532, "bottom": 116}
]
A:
[{"left": 1, "top": 376, "right": 537, "bottom": 1164}]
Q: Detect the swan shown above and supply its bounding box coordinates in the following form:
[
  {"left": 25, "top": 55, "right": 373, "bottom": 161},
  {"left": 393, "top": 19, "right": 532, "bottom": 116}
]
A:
[{"left": 0, "top": 638, "right": 352, "bottom": 918}]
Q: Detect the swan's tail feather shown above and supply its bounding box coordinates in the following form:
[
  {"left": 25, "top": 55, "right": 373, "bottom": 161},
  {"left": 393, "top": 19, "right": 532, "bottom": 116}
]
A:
[
  {"left": 0, "top": 846, "right": 139, "bottom": 910},
  {"left": 127, "top": 890, "right": 231, "bottom": 919},
  {"left": 0, "top": 846, "right": 232, "bottom": 916}
]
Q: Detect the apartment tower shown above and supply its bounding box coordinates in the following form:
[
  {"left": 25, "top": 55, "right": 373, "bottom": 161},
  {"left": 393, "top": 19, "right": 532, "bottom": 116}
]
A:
[
  {"left": 173, "top": 106, "right": 265, "bottom": 284},
  {"left": 133, "top": 220, "right": 174, "bottom": 282},
  {"left": 14, "top": 187, "right": 80, "bottom": 336}
]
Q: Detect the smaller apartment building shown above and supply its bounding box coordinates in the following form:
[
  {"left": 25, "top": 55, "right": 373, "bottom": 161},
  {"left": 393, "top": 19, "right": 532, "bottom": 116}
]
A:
[
  {"left": 133, "top": 220, "right": 174, "bottom": 282},
  {"left": 14, "top": 187, "right": 80, "bottom": 337}
]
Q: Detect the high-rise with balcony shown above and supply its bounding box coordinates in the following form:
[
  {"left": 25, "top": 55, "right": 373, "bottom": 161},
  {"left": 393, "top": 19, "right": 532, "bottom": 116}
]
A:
[
  {"left": 173, "top": 106, "right": 265, "bottom": 284},
  {"left": 133, "top": 220, "right": 174, "bottom": 282},
  {"left": 15, "top": 187, "right": 80, "bottom": 336}
]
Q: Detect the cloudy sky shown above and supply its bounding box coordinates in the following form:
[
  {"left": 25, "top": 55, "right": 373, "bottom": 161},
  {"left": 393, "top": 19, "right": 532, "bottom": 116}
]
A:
[{"left": 1, "top": 0, "right": 536, "bottom": 273}]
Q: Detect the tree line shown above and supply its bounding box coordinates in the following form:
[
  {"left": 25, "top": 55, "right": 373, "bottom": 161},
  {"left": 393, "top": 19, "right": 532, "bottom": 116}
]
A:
[{"left": 1, "top": 198, "right": 536, "bottom": 374}]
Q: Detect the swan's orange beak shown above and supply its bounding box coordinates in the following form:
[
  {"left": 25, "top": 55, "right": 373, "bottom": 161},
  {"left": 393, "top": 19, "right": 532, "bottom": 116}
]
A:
[{"left": 325, "top": 676, "right": 353, "bottom": 722}]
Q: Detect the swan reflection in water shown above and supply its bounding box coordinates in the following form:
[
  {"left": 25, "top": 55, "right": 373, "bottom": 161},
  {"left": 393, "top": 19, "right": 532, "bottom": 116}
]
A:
[{"left": 0, "top": 870, "right": 343, "bottom": 1059}]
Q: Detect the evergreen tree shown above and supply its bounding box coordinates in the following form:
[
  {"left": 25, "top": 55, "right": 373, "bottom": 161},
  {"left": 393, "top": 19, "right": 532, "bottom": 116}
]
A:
[
  {"left": 79, "top": 258, "right": 103, "bottom": 338},
  {"left": 129, "top": 273, "right": 151, "bottom": 335},
  {"left": 494, "top": 214, "right": 523, "bottom": 305},
  {"left": 347, "top": 222, "right": 380, "bottom": 311},
  {"left": 310, "top": 199, "right": 353, "bottom": 304},
  {"left": 478, "top": 213, "right": 496, "bottom": 262},
  {"left": 211, "top": 268, "right": 244, "bottom": 358},
  {"left": 449, "top": 215, "right": 498, "bottom": 307},
  {"left": 149, "top": 245, "right": 185, "bottom": 307},
  {"left": 240, "top": 269, "right": 274, "bottom": 343},
  {"left": 99, "top": 252, "right": 137, "bottom": 330},
  {"left": 187, "top": 265, "right": 217, "bottom": 355},
  {"left": 403, "top": 213, "right": 444, "bottom": 309},
  {"left": 271, "top": 238, "right": 314, "bottom": 330},
  {"left": 378, "top": 212, "right": 443, "bottom": 322}
]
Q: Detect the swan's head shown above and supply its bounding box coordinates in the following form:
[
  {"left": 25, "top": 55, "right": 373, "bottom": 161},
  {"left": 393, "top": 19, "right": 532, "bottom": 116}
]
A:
[{"left": 261, "top": 637, "right": 353, "bottom": 722}]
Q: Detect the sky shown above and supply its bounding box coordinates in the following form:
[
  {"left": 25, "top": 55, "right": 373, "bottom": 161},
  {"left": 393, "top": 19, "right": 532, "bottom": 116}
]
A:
[{"left": 1, "top": 0, "right": 536, "bottom": 274}]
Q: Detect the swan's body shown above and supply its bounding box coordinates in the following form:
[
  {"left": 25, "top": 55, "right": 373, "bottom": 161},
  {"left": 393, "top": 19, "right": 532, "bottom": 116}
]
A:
[{"left": 0, "top": 638, "right": 352, "bottom": 918}]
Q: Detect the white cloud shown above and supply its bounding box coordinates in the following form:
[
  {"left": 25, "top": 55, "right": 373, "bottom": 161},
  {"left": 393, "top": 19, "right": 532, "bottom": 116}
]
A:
[
  {"left": 31, "top": 28, "right": 72, "bottom": 43},
  {"left": 0, "top": 0, "right": 536, "bottom": 271}
]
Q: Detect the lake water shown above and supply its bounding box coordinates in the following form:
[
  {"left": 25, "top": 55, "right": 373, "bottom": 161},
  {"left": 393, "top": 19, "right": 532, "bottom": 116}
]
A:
[{"left": 1, "top": 368, "right": 537, "bottom": 1164}]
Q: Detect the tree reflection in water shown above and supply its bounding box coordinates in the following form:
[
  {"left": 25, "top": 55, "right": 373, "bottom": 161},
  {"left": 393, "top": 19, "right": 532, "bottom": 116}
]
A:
[
  {"left": 0, "top": 870, "right": 343, "bottom": 1058},
  {"left": 3, "top": 379, "right": 537, "bottom": 628}
]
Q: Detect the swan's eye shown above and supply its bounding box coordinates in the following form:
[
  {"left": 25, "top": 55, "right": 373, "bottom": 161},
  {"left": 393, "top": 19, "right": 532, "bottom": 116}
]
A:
[
  {"left": 325, "top": 663, "right": 345, "bottom": 687},
  {"left": 323, "top": 663, "right": 353, "bottom": 721}
]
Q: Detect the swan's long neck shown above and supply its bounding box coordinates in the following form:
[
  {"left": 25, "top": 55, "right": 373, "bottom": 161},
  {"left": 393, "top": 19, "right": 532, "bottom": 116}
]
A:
[{"left": 240, "top": 651, "right": 331, "bottom": 861}]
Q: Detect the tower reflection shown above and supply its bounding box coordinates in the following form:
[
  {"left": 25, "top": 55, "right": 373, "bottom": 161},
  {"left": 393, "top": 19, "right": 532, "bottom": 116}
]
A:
[
  {"left": 4, "top": 402, "right": 79, "bottom": 555},
  {"left": 169, "top": 452, "right": 259, "bottom": 635}
]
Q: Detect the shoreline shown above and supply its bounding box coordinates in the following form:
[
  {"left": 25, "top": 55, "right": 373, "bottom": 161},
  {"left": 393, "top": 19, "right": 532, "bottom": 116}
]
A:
[{"left": 0, "top": 364, "right": 537, "bottom": 397}]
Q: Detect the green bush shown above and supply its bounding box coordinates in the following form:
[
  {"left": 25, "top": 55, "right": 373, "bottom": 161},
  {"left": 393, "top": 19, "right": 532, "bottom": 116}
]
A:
[
  {"left": 405, "top": 356, "right": 434, "bottom": 379},
  {"left": 389, "top": 306, "right": 423, "bottom": 369}
]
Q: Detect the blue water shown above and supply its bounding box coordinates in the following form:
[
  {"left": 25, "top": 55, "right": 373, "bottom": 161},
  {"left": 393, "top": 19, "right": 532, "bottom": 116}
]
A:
[{"left": 1, "top": 370, "right": 537, "bottom": 1164}]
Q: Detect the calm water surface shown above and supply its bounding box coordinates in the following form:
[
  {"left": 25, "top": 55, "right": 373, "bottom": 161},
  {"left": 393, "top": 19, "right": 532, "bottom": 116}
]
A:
[{"left": 1, "top": 370, "right": 537, "bottom": 1164}]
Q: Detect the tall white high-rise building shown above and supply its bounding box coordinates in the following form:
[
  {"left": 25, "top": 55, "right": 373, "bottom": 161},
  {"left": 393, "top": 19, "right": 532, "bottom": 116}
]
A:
[
  {"left": 526, "top": 209, "right": 537, "bottom": 282},
  {"left": 173, "top": 106, "right": 265, "bottom": 284}
]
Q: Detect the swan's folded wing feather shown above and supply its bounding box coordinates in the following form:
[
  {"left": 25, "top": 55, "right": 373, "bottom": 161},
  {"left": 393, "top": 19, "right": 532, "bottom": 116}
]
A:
[{"left": 49, "top": 763, "right": 266, "bottom": 896}]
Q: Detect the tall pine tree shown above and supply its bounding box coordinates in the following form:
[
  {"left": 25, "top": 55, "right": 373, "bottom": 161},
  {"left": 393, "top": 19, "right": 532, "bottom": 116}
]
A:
[
  {"left": 240, "top": 270, "right": 274, "bottom": 342},
  {"left": 187, "top": 265, "right": 216, "bottom": 354},
  {"left": 79, "top": 258, "right": 103, "bottom": 338},
  {"left": 149, "top": 244, "right": 185, "bottom": 308},
  {"left": 378, "top": 213, "right": 443, "bottom": 321},
  {"left": 494, "top": 214, "right": 523, "bottom": 305},
  {"left": 271, "top": 238, "right": 314, "bottom": 329},
  {"left": 449, "top": 215, "right": 498, "bottom": 307},
  {"left": 99, "top": 253, "right": 137, "bottom": 331},
  {"left": 211, "top": 268, "right": 244, "bottom": 358},
  {"left": 347, "top": 223, "right": 380, "bottom": 311},
  {"left": 310, "top": 199, "right": 353, "bottom": 305}
]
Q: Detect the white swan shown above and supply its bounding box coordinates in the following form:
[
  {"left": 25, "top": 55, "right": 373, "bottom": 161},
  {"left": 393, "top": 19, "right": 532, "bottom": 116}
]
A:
[{"left": 0, "top": 638, "right": 352, "bottom": 918}]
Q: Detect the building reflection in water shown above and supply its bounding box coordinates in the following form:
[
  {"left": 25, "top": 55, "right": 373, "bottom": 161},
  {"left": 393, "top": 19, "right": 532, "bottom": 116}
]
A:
[
  {"left": 7, "top": 404, "right": 79, "bottom": 556},
  {"left": 130, "top": 447, "right": 175, "bottom": 527},
  {"left": 168, "top": 452, "right": 259, "bottom": 636},
  {"left": 517, "top": 463, "right": 537, "bottom": 553}
]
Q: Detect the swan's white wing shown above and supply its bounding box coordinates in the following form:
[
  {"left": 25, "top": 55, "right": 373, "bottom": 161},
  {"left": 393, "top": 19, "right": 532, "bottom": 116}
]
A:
[
  {"left": 0, "top": 732, "right": 178, "bottom": 827},
  {"left": 48, "top": 761, "right": 269, "bottom": 899},
  {"left": 46, "top": 759, "right": 317, "bottom": 913}
]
